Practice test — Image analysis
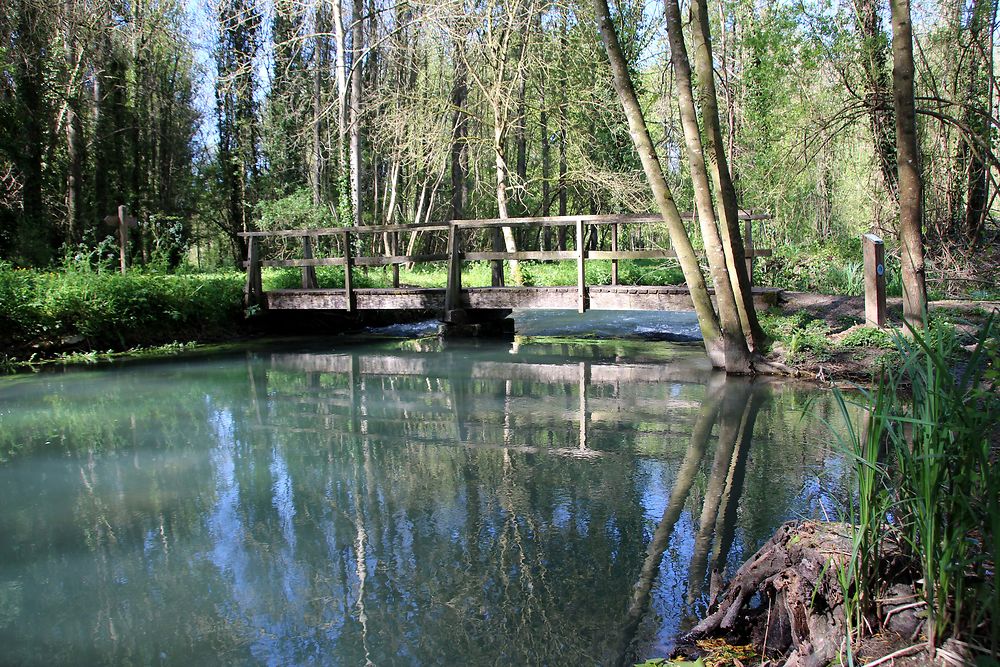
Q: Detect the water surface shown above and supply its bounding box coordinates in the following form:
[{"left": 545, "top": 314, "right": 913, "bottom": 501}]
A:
[{"left": 0, "top": 333, "right": 852, "bottom": 665}]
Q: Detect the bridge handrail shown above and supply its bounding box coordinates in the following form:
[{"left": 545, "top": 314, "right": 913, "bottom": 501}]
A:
[
  {"left": 236, "top": 211, "right": 771, "bottom": 239},
  {"left": 241, "top": 211, "right": 773, "bottom": 316}
]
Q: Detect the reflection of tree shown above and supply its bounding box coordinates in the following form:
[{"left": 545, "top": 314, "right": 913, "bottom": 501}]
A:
[
  {"left": 616, "top": 373, "right": 724, "bottom": 664},
  {"left": 616, "top": 375, "right": 770, "bottom": 664},
  {"left": 0, "top": 342, "right": 855, "bottom": 665}
]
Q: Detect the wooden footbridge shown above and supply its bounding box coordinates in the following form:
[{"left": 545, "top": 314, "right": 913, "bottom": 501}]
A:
[{"left": 240, "top": 213, "right": 778, "bottom": 325}]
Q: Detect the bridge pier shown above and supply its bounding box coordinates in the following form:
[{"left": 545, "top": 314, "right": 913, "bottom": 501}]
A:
[{"left": 438, "top": 309, "right": 514, "bottom": 339}]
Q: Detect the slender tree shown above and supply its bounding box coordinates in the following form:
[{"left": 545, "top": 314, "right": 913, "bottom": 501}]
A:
[
  {"left": 593, "top": 0, "right": 742, "bottom": 371},
  {"left": 889, "top": 0, "right": 928, "bottom": 328}
]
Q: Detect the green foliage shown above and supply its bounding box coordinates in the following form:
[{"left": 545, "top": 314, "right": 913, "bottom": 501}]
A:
[
  {"left": 759, "top": 310, "right": 832, "bottom": 357},
  {"left": 840, "top": 326, "right": 894, "bottom": 348},
  {"left": 832, "top": 316, "right": 999, "bottom": 652},
  {"left": 0, "top": 263, "right": 244, "bottom": 353},
  {"left": 256, "top": 188, "right": 336, "bottom": 231}
]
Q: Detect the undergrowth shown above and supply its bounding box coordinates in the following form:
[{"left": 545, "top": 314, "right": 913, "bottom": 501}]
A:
[
  {"left": 0, "top": 262, "right": 244, "bottom": 356},
  {"left": 832, "top": 316, "right": 999, "bottom": 659}
]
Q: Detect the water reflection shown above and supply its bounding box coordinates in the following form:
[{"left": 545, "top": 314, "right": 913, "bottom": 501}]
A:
[{"left": 0, "top": 339, "right": 852, "bottom": 665}]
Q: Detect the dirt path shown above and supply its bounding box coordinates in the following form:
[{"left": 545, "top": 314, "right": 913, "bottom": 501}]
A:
[{"left": 766, "top": 292, "right": 999, "bottom": 384}]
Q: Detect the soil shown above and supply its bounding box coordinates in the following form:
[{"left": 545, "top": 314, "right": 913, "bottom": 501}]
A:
[{"left": 764, "top": 292, "right": 1000, "bottom": 385}]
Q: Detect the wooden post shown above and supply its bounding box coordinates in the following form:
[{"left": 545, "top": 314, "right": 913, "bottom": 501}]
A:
[
  {"left": 301, "top": 235, "right": 319, "bottom": 289},
  {"left": 444, "top": 223, "right": 464, "bottom": 322},
  {"left": 576, "top": 217, "right": 587, "bottom": 313},
  {"left": 391, "top": 231, "right": 400, "bottom": 288},
  {"left": 343, "top": 230, "right": 354, "bottom": 312},
  {"left": 743, "top": 218, "right": 754, "bottom": 287},
  {"left": 244, "top": 236, "right": 262, "bottom": 308},
  {"left": 490, "top": 227, "right": 504, "bottom": 287},
  {"left": 104, "top": 205, "right": 138, "bottom": 274},
  {"left": 863, "top": 233, "right": 887, "bottom": 327},
  {"left": 611, "top": 222, "right": 619, "bottom": 286}
]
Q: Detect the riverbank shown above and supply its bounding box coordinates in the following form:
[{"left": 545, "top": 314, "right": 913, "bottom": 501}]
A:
[
  {"left": 4, "top": 263, "right": 996, "bottom": 380},
  {"left": 760, "top": 291, "right": 1000, "bottom": 384}
]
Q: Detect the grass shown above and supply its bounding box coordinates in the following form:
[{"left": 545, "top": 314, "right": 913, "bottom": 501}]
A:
[
  {"left": 0, "top": 262, "right": 245, "bottom": 362},
  {"left": 831, "top": 315, "right": 999, "bottom": 657},
  {"left": 262, "top": 258, "right": 686, "bottom": 290}
]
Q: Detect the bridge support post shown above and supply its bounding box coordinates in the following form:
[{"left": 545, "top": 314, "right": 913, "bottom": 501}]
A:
[
  {"left": 391, "top": 231, "right": 400, "bottom": 288},
  {"left": 444, "top": 223, "right": 466, "bottom": 324},
  {"left": 343, "top": 230, "right": 355, "bottom": 312},
  {"left": 576, "top": 218, "right": 588, "bottom": 313},
  {"left": 301, "top": 235, "right": 319, "bottom": 289},
  {"left": 244, "top": 236, "right": 262, "bottom": 309},
  {"left": 744, "top": 218, "right": 754, "bottom": 287},
  {"left": 611, "top": 222, "right": 619, "bottom": 286}
]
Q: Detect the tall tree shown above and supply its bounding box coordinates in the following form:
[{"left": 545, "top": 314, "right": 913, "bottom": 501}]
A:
[
  {"left": 592, "top": 0, "right": 743, "bottom": 371},
  {"left": 662, "top": 0, "right": 751, "bottom": 369},
  {"left": 889, "top": 0, "right": 928, "bottom": 329},
  {"left": 215, "top": 0, "right": 262, "bottom": 249},
  {"left": 689, "top": 0, "right": 765, "bottom": 350}
]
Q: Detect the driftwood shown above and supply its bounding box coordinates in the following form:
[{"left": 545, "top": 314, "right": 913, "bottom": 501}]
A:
[{"left": 685, "top": 521, "right": 855, "bottom": 667}]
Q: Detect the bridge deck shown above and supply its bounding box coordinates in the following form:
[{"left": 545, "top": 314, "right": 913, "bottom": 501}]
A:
[{"left": 263, "top": 285, "right": 782, "bottom": 312}]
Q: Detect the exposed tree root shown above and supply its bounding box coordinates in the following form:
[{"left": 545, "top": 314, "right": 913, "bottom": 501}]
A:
[{"left": 683, "top": 521, "right": 856, "bottom": 667}]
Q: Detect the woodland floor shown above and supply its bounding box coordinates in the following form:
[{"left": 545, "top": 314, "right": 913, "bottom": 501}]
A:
[{"left": 766, "top": 291, "right": 1000, "bottom": 385}]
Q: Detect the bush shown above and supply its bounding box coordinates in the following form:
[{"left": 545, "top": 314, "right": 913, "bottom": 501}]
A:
[
  {"left": 840, "top": 326, "right": 894, "bottom": 348},
  {"left": 0, "top": 264, "right": 244, "bottom": 351}
]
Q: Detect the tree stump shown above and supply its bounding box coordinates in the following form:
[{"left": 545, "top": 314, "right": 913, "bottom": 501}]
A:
[{"left": 685, "top": 521, "right": 855, "bottom": 667}]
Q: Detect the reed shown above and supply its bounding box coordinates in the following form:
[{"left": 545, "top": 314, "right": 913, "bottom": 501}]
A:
[{"left": 832, "top": 314, "right": 998, "bottom": 655}]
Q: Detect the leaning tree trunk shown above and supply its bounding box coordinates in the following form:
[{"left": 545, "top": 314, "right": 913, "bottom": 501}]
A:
[
  {"left": 890, "top": 0, "right": 928, "bottom": 329},
  {"left": 592, "top": 0, "right": 727, "bottom": 368},
  {"left": 663, "top": 0, "right": 751, "bottom": 372},
  {"left": 689, "top": 0, "right": 765, "bottom": 351}
]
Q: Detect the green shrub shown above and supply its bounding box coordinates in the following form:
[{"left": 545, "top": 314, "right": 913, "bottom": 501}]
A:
[
  {"left": 0, "top": 264, "right": 244, "bottom": 351},
  {"left": 840, "top": 326, "right": 894, "bottom": 348}
]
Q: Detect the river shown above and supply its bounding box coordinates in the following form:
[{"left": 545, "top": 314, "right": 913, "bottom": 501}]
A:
[{"left": 0, "top": 312, "right": 854, "bottom": 665}]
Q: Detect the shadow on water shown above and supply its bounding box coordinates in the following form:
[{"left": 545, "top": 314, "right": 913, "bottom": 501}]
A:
[{"left": 0, "top": 337, "right": 852, "bottom": 666}]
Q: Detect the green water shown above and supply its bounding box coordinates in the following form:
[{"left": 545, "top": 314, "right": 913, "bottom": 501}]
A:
[{"left": 0, "top": 336, "right": 853, "bottom": 666}]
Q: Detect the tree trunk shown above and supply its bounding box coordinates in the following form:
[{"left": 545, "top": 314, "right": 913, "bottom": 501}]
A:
[
  {"left": 450, "top": 56, "right": 467, "bottom": 220},
  {"left": 515, "top": 71, "right": 528, "bottom": 218},
  {"left": 890, "top": 0, "right": 928, "bottom": 329},
  {"left": 332, "top": 0, "right": 348, "bottom": 190},
  {"left": 493, "top": 110, "right": 520, "bottom": 284},
  {"left": 856, "top": 0, "right": 899, "bottom": 202},
  {"left": 961, "top": 0, "right": 994, "bottom": 246},
  {"left": 541, "top": 79, "right": 551, "bottom": 250},
  {"left": 310, "top": 4, "right": 329, "bottom": 206},
  {"left": 557, "top": 13, "right": 568, "bottom": 251},
  {"left": 349, "top": 0, "right": 364, "bottom": 227},
  {"left": 592, "top": 0, "right": 727, "bottom": 368},
  {"left": 689, "top": 0, "right": 765, "bottom": 352},
  {"left": 663, "top": 0, "right": 751, "bottom": 371}
]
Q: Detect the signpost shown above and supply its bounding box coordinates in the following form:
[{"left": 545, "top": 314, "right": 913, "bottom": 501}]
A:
[
  {"left": 863, "top": 233, "right": 886, "bottom": 328},
  {"left": 103, "top": 205, "right": 139, "bottom": 274}
]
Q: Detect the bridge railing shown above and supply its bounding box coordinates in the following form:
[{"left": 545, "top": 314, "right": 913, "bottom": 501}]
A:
[{"left": 238, "top": 212, "right": 772, "bottom": 314}]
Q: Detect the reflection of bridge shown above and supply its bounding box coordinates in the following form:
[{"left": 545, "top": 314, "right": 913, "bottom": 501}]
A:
[
  {"left": 246, "top": 346, "right": 767, "bottom": 659},
  {"left": 251, "top": 346, "right": 714, "bottom": 460},
  {"left": 241, "top": 213, "right": 779, "bottom": 323}
]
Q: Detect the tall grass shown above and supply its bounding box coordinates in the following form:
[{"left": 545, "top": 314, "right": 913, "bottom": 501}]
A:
[
  {"left": 833, "top": 315, "right": 999, "bottom": 655},
  {"left": 0, "top": 262, "right": 245, "bottom": 353}
]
